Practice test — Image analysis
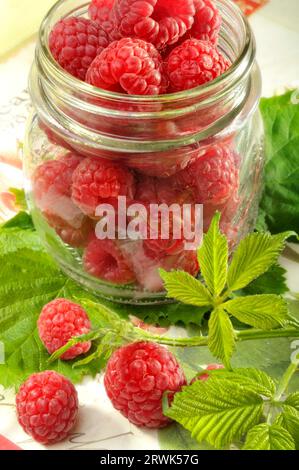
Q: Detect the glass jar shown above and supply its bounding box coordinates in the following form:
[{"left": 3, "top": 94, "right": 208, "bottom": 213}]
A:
[{"left": 24, "top": 0, "right": 264, "bottom": 304}]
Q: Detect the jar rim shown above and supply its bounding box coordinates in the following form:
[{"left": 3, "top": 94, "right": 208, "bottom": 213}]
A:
[{"left": 38, "top": 0, "right": 254, "bottom": 104}]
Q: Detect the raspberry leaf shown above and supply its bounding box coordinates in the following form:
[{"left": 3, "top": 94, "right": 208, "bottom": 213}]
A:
[
  {"left": 165, "top": 374, "right": 264, "bottom": 448},
  {"left": 208, "top": 307, "right": 235, "bottom": 369},
  {"left": 160, "top": 269, "right": 213, "bottom": 307},
  {"left": 240, "top": 264, "right": 288, "bottom": 295},
  {"left": 224, "top": 295, "right": 288, "bottom": 330},
  {"left": 227, "top": 231, "right": 295, "bottom": 292},
  {"left": 208, "top": 368, "right": 276, "bottom": 398},
  {"left": 243, "top": 423, "right": 295, "bottom": 450},
  {"left": 259, "top": 91, "right": 299, "bottom": 235},
  {"left": 197, "top": 212, "right": 228, "bottom": 298},
  {"left": 0, "top": 227, "right": 107, "bottom": 389},
  {"left": 275, "top": 393, "right": 299, "bottom": 449}
]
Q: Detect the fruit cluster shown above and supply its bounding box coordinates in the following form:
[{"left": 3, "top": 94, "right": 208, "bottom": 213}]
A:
[
  {"left": 15, "top": 298, "right": 222, "bottom": 444},
  {"left": 49, "top": 0, "right": 230, "bottom": 94},
  {"left": 33, "top": 143, "right": 240, "bottom": 290},
  {"left": 32, "top": 0, "right": 241, "bottom": 292}
]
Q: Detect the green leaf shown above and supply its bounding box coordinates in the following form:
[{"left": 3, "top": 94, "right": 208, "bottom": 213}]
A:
[
  {"left": 0, "top": 220, "right": 116, "bottom": 389},
  {"left": 0, "top": 224, "right": 42, "bottom": 256},
  {"left": 127, "top": 302, "right": 209, "bottom": 327},
  {"left": 243, "top": 423, "right": 295, "bottom": 450},
  {"left": 241, "top": 264, "right": 288, "bottom": 296},
  {"left": 276, "top": 392, "right": 299, "bottom": 449},
  {"left": 227, "top": 232, "right": 295, "bottom": 292},
  {"left": 208, "top": 308, "right": 235, "bottom": 368},
  {"left": 1, "top": 211, "right": 33, "bottom": 230},
  {"left": 8, "top": 188, "right": 27, "bottom": 211},
  {"left": 259, "top": 91, "right": 299, "bottom": 236},
  {"left": 224, "top": 295, "right": 288, "bottom": 330},
  {"left": 160, "top": 269, "right": 213, "bottom": 307},
  {"left": 165, "top": 375, "right": 264, "bottom": 448},
  {"left": 209, "top": 368, "right": 276, "bottom": 398},
  {"left": 197, "top": 212, "right": 228, "bottom": 298}
]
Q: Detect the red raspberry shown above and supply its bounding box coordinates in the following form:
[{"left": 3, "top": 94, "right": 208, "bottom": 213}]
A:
[
  {"left": 16, "top": 371, "right": 78, "bottom": 444},
  {"left": 71, "top": 157, "right": 136, "bottom": 218},
  {"left": 38, "top": 299, "right": 92, "bottom": 360},
  {"left": 172, "top": 145, "right": 239, "bottom": 205},
  {"left": 134, "top": 175, "right": 199, "bottom": 261},
  {"left": 49, "top": 17, "right": 109, "bottom": 80},
  {"left": 88, "top": 0, "right": 119, "bottom": 40},
  {"left": 135, "top": 175, "right": 194, "bottom": 205},
  {"left": 190, "top": 0, "right": 222, "bottom": 44},
  {"left": 33, "top": 152, "right": 83, "bottom": 201},
  {"left": 122, "top": 240, "right": 199, "bottom": 292},
  {"left": 33, "top": 153, "right": 92, "bottom": 246},
  {"left": 104, "top": 341, "right": 186, "bottom": 428},
  {"left": 191, "top": 363, "right": 224, "bottom": 383},
  {"left": 83, "top": 236, "right": 136, "bottom": 284},
  {"left": 113, "top": 0, "right": 195, "bottom": 50},
  {"left": 166, "top": 38, "right": 229, "bottom": 92},
  {"left": 44, "top": 211, "right": 93, "bottom": 248},
  {"left": 86, "top": 38, "right": 166, "bottom": 95}
]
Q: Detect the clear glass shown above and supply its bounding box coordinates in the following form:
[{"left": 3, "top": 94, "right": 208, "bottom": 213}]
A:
[{"left": 24, "top": 0, "right": 264, "bottom": 304}]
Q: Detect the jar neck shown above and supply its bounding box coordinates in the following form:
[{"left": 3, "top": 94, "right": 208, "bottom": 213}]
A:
[{"left": 29, "top": 0, "right": 259, "bottom": 153}]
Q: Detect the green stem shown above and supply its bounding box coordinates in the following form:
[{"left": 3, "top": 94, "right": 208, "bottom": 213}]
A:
[
  {"left": 274, "top": 362, "right": 298, "bottom": 401},
  {"left": 49, "top": 325, "right": 299, "bottom": 363},
  {"left": 137, "top": 327, "right": 299, "bottom": 348}
]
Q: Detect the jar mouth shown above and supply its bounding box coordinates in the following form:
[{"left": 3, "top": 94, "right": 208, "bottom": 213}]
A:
[
  {"left": 31, "top": 0, "right": 259, "bottom": 152},
  {"left": 38, "top": 0, "right": 254, "bottom": 104}
]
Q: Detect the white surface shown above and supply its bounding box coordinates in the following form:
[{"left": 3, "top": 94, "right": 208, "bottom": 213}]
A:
[{"left": 0, "top": 0, "right": 299, "bottom": 450}]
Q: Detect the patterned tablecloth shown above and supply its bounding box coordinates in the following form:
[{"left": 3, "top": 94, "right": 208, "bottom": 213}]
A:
[{"left": 0, "top": 0, "right": 299, "bottom": 450}]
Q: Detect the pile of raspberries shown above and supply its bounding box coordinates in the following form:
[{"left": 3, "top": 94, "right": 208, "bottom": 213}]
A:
[
  {"left": 33, "top": 0, "right": 240, "bottom": 291},
  {"left": 49, "top": 0, "right": 230, "bottom": 94},
  {"left": 33, "top": 144, "right": 239, "bottom": 290}
]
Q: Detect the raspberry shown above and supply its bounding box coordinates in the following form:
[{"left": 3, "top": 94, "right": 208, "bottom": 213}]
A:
[
  {"left": 121, "top": 240, "right": 199, "bottom": 292},
  {"left": 16, "top": 371, "right": 78, "bottom": 444},
  {"left": 83, "top": 236, "right": 136, "bottom": 284},
  {"left": 190, "top": 0, "right": 222, "bottom": 44},
  {"left": 38, "top": 299, "right": 92, "bottom": 360},
  {"left": 113, "top": 0, "right": 196, "bottom": 50},
  {"left": 134, "top": 175, "right": 199, "bottom": 261},
  {"left": 191, "top": 363, "right": 224, "bottom": 383},
  {"left": 104, "top": 341, "right": 186, "bottom": 428},
  {"left": 166, "top": 38, "right": 229, "bottom": 92},
  {"left": 44, "top": 211, "right": 93, "bottom": 248},
  {"left": 86, "top": 38, "right": 166, "bottom": 95},
  {"left": 71, "top": 157, "right": 136, "bottom": 217},
  {"left": 33, "top": 152, "right": 83, "bottom": 201},
  {"left": 33, "top": 153, "right": 91, "bottom": 246},
  {"left": 49, "top": 17, "right": 109, "bottom": 80},
  {"left": 88, "top": 0, "right": 119, "bottom": 40},
  {"left": 172, "top": 145, "right": 239, "bottom": 205},
  {"left": 135, "top": 175, "right": 194, "bottom": 205}
]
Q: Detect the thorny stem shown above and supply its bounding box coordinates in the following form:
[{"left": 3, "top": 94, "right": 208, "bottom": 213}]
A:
[
  {"left": 138, "top": 327, "right": 299, "bottom": 348},
  {"left": 49, "top": 326, "right": 299, "bottom": 363}
]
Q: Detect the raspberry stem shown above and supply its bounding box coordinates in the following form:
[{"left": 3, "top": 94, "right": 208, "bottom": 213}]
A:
[
  {"left": 49, "top": 325, "right": 299, "bottom": 364},
  {"left": 136, "top": 327, "right": 299, "bottom": 348}
]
